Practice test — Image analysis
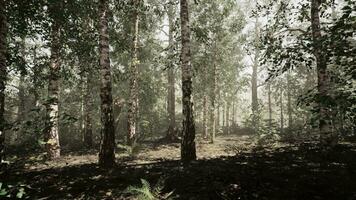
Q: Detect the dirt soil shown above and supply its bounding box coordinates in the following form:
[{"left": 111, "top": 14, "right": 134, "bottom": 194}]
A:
[{"left": 1, "top": 135, "right": 356, "bottom": 200}]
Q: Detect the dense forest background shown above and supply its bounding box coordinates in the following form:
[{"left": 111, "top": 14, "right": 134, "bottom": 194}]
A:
[{"left": 0, "top": 0, "right": 355, "bottom": 199}]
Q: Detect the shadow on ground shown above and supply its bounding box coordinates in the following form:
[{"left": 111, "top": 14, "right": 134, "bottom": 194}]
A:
[{"left": 1, "top": 142, "right": 356, "bottom": 200}]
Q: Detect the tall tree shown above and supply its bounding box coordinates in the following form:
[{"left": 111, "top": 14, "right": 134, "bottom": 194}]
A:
[
  {"left": 226, "top": 100, "right": 230, "bottom": 135},
  {"left": 0, "top": 0, "right": 7, "bottom": 163},
  {"left": 127, "top": 0, "right": 140, "bottom": 146},
  {"left": 210, "top": 46, "right": 217, "bottom": 143},
  {"left": 166, "top": 0, "right": 177, "bottom": 141},
  {"left": 310, "top": 0, "right": 335, "bottom": 146},
  {"left": 202, "top": 66, "right": 208, "bottom": 139},
  {"left": 267, "top": 83, "right": 273, "bottom": 129},
  {"left": 31, "top": 46, "right": 41, "bottom": 108},
  {"left": 222, "top": 101, "right": 226, "bottom": 127},
  {"left": 251, "top": 17, "right": 260, "bottom": 130},
  {"left": 16, "top": 39, "right": 27, "bottom": 141},
  {"left": 45, "top": 1, "right": 62, "bottom": 159},
  {"left": 180, "top": 0, "right": 196, "bottom": 163},
  {"left": 83, "top": 72, "right": 93, "bottom": 148},
  {"left": 280, "top": 87, "right": 284, "bottom": 134},
  {"left": 287, "top": 72, "right": 292, "bottom": 128},
  {"left": 98, "top": 0, "right": 116, "bottom": 167}
]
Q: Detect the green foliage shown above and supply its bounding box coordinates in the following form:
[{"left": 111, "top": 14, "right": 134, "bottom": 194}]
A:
[
  {"left": 259, "top": 0, "right": 356, "bottom": 140},
  {"left": 125, "top": 178, "right": 174, "bottom": 200},
  {"left": 117, "top": 143, "right": 142, "bottom": 157},
  {"left": 0, "top": 182, "right": 29, "bottom": 199}
]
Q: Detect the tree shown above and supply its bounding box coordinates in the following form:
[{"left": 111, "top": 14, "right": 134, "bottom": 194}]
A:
[
  {"left": 226, "top": 98, "right": 230, "bottom": 134},
  {"left": 310, "top": 0, "right": 336, "bottom": 146},
  {"left": 166, "top": 0, "right": 177, "bottom": 141},
  {"left": 16, "top": 38, "right": 27, "bottom": 142},
  {"left": 98, "top": 0, "right": 116, "bottom": 167},
  {"left": 209, "top": 63, "right": 217, "bottom": 142},
  {"left": 251, "top": 16, "right": 260, "bottom": 131},
  {"left": 202, "top": 67, "right": 208, "bottom": 139},
  {"left": 209, "top": 43, "right": 217, "bottom": 143},
  {"left": 260, "top": 0, "right": 355, "bottom": 145},
  {"left": 267, "top": 83, "right": 273, "bottom": 129},
  {"left": 180, "top": 0, "right": 196, "bottom": 163},
  {"left": 127, "top": 0, "right": 141, "bottom": 146},
  {"left": 45, "top": 1, "right": 62, "bottom": 159},
  {"left": 286, "top": 72, "right": 293, "bottom": 128},
  {"left": 280, "top": 86, "right": 284, "bottom": 134},
  {"left": 0, "top": 0, "right": 7, "bottom": 163},
  {"left": 83, "top": 72, "right": 93, "bottom": 148}
]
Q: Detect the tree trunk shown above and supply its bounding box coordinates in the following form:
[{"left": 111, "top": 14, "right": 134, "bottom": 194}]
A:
[
  {"left": 280, "top": 89, "right": 284, "bottom": 134},
  {"left": 251, "top": 17, "right": 259, "bottom": 130},
  {"left": 216, "top": 101, "right": 220, "bottom": 132},
  {"left": 210, "top": 64, "right": 217, "bottom": 143},
  {"left": 287, "top": 73, "right": 292, "bottom": 128},
  {"left": 203, "top": 70, "right": 209, "bottom": 138},
  {"left": 222, "top": 101, "right": 225, "bottom": 127},
  {"left": 83, "top": 72, "right": 93, "bottom": 148},
  {"left": 31, "top": 46, "right": 40, "bottom": 108},
  {"left": 268, "top": 83, "right": 272, "bottom": 129},
  {"left": 45, "top": 2, "right": 62, "bottom": 159},
  {"left": 180, "top": 0, "right": 196, "bottom": 163},
  {"left": 0, "top": 0, "right": 7, "bottom": 163},
  {"left": 16, "top": 39, "right": 26, "bottom": 142},
  {"left": 98, "top": 0, "right": 116, "bottom": 167},
  {"left": 311, "top": 0, "right": 336, "bottom": 146},
  {"left": 226, "top": 101, "right": 230, "bottom": 135},
  {"left": 232, "top": 100, "right": 235, "bottom": 126},
  {"left": 166, "top": 1, "right": 176, "bottom": 141},
  {"left": 127, "top": 0, "right": 140, "bottom": 146}
]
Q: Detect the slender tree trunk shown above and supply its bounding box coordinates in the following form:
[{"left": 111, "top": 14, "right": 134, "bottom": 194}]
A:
[
  {"left": 226, "top": 101, "right": 230, "bottom": 135},
  {"left": 287, "top": 73, "right": 292, "bottom": 128},
  {"left": 216, "top": 101, "right": 220, "bottom": 131},
  {"left": 0, "top": 0, "right": 7, "bottom": 163},
  {"left": 180, "top": 0, "right": 196, "bottom": 163},
  {"left": 311, "top": 0, "right": 336, "bottom": 146},
  {"left": 210, "top": 64, "right": 217, "bottom": 143},
  {"left": 45, "top": 2, "right": 62, "bottom": 159},
  {"left": 280, "top": 89, "right": 284, "bottom": 134},
  {"left": 83, "top": 72, "right": 93, "bottom": 148},
  {"left": 203, "top": 83, "right": 208, "bottom": 139},
  {"left": 18, "top": 39, "right": 26, "bottom": 115},
  {"left": 80, "top": 15, "right": 95, "bottom": 148},
  {"left": 268, "top": 83, "right": 272, "bottom": 129},
  {"left": 216, "top": 69, "right": 221, "bottom": 132},
  {"left": 16, "top": 71, "right": 25, "bottom": 142},
  {"left": 31, "top": 46, "right": 40, "bottom": 108},
  {"left": 304, "top": 68, "right": 315, "bottom": 131},
  {"left": 222, "top": 101, "right": 225, "bottom": 127},
  {"left": 232, "top": 101, "right": 235, "bottom": 126},
  {"left": 251, "top": 17, "right": 259, "bottom": 130},
  {"left": 167, "top": 1, "right": 176, "bottom": 140},
  {"left": 98, "top": 0, "right": 116, "bottom": 167},
  {"left": 127, "top": 0, "right": 140, "bottom": 146},
  {"left": 16, "top": 39, "right": 26, "bottom": 142}
]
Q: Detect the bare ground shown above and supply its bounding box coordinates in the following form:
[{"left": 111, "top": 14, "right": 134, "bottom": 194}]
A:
[{"left": 1, "top": 135, "right": 356, "bottom": 200}]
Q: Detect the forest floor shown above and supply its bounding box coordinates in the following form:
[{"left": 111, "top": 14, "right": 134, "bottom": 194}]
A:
[{"left": 1, "top": 134, "right": 356, "bottom": 200}]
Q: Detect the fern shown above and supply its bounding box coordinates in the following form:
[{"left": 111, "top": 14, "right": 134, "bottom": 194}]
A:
[
  {"left": 117, "top": 143, "right": 142, "bottom": 157},
  {"left": 125, "top": 178, "right": 174, "bottom": 200}
]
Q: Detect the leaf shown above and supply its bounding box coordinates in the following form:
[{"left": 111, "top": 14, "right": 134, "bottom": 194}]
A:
[
  {"left": 46, "top": 139, "right": 57, "bottom": 145},
  {"left": 38, "top": 139, "right": 47, "bottom": 145},
  {"left": 0, "top": 189, "right": 7, "bottom": 196},
  {"left": 16, "top": 188, "right": 25, "bottom": 198}
]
